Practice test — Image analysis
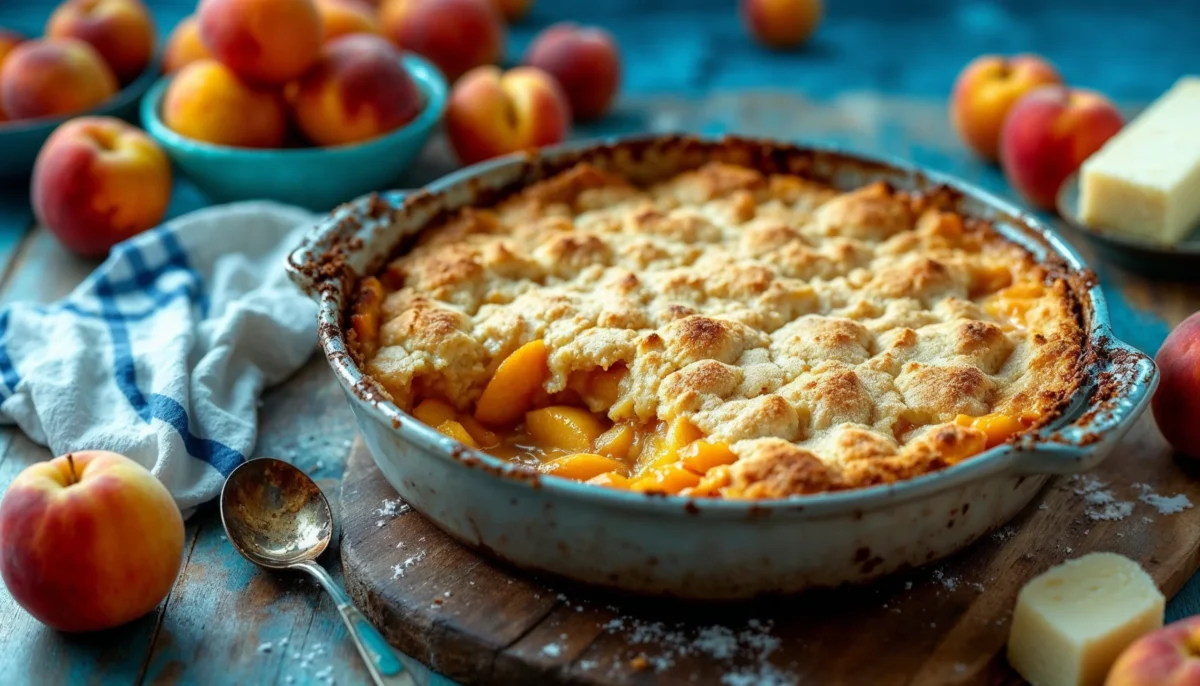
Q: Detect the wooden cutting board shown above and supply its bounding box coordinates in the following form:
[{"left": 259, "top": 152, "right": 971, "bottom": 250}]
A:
[{"left": 341, "top": 413, "right": 1200, "bottom": 686}]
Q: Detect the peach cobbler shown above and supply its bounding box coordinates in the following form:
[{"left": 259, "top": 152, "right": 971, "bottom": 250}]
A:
[{"left": 349, "top": 162, "right": 1084, "bottom": 499}]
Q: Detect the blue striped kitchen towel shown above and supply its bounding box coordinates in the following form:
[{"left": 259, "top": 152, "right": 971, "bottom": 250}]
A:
[{"left": 0, "top": 201, "right": 317, "bottom": 513}]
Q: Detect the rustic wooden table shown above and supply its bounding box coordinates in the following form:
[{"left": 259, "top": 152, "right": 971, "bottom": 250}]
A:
[{"left": 1, "top": 1, "right": 1198, "bottom": 685}]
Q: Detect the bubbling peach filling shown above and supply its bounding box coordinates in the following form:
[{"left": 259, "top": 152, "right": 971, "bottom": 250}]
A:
[{"left": 409, "top": 339, "right": 738, "bottom": 496}]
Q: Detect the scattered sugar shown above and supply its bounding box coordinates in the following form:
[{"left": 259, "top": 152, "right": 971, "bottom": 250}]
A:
[
  {"left": 721, "top": 663, "right": 797, "bottom": 686},
  {"left": 578, "top": 660, "right": 598, "bottom": 672},
  {"left": 1037, "top": 503, "right": 1049, "bottom": 510},
  {"left": 598, "top": 616, "right": 794, "bottom": 682},
  {"left": 1072, "top": 478, "right": 1134, "bottom": 521},
  {"left": 991, "top": 525, "right": 1017, "bottom": 542},
  {"left": 391, "top": 550, "right": 427, "bottom": 578},
  {"left": 374, "top": 498, "right": 412, "bottom": 528},
  {"left": 443, "top": 591, "right": 452, "bottom": 598},
  {"left": 931, "top": 568, "right": 960, "bottom": 592},
  {"left": 541, "top": 643, "right": 563, "bottom": 658},
  {"left": 1134, "top": 483, "right": 1194, "bottom": 515},
  {"left": 903, "top": 581, "right": 912, "bottom": 590},
  {"left": 257, "top": 642, "right": 273, "bottom": 654}
]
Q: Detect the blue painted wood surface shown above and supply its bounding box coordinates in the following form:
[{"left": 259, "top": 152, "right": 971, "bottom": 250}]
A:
[{"left": 0, "top": 1, "right": 1198, "bottom": 684}]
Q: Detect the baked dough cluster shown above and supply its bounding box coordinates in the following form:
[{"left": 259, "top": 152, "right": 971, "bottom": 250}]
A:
[{"left": 350, "top": 162, "right": 1084, "bottom": 498}]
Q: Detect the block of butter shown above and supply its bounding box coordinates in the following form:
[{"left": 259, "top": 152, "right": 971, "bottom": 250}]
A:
[
  {"left": 1007, "top": 552, "right": 1164, "bottom": 686},
  {"left": 1079, "top": 76, "right": 1200, "bottom": 244}
]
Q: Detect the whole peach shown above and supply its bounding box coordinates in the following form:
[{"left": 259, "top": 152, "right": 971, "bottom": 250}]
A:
[
  {"left": 163, "top": 16, "right": 212, "bottom": 73},
  {"left": 292, "top": 34, "right": 422, "bottom": 146},
  {"left": 381, "top": 0, "right": 503, "bottom": 82},
  {"left": 999, "top": 86, "right": 1124, "bottom": 210},
  {"left": 524, "top": 23, "right": 620, "bottom": 121},
  {"left": 198, "top": 0, "right": 323, "bottom": 85},
  {"left": 951, "top": 54, "right": 1062, "bottom": 161},
  {"left": 740, "top": 0, "right": 822, "bottom": 49},
  {"left": 1153, "top": 312, "right": 1200, "bottom": 459},
  {"left": 46, "top": 0, "right": 156, "bottom": 83},
  {"left": 489, "top": 0, "right": 532, "bottom": 22},
  {"left": 0, "top": 38, "right": 117, "bottom": 121},
  {"left": 162, "top": 59, "right": 287, "bottom": 148},
  {"left": 32, "top": 117, "right": 171, "bottom": 257},
  {"left": 1106, "top": 616, "right": 1200, "bottom": 685},
  {"left": 316, "top": 0, "right": 382, "bottom": 42},
  {"left": 0, "top": 451, "right": 184, "bottom": 632},
  {"left": 447, "top": 65, "right": 568, "bottom": 165}
]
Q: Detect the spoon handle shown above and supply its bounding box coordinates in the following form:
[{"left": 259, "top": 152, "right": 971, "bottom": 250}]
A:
[{"left": 295, "top": 560, "right": 419, "bottom": 686}]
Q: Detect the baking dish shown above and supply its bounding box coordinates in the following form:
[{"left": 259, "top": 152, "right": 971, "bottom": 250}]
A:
[{"left": 287, "top": 135, "right": 1157, "bottom": 599}]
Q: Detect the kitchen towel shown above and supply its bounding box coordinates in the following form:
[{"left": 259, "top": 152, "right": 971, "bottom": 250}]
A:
[{"left": 0, "top": 201, "right": 318, "bottom": 513}]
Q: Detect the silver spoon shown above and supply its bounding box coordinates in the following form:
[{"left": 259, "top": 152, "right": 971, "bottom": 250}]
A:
[{"left": 220, "top": 457, "right": 417, "bottom": 686}]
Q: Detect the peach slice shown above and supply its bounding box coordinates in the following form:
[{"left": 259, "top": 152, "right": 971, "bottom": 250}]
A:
[
  {"left": 686, "top": 465, "right": 732, "bottom": 497},
  {"left": 956, "top": 413, "right": 1024, "bottom": 448},
  {"left": 680, "top": 440, "right": 737, "bottom": 474},
  {"left": 458, "top": 415, "right": 499, "bottom": 448},
  {"left": 413, "top": 398, "right": 456, "bottom": 427},
  {"left": 525, "top": 406, "right": 606, "bottom": 453},
  {"left": 435, "top": 420, "right": 479, "bottom": 448},
  {"left": 587, "top": 471, "right": 631, "bottom": 489},
  {"left": 640, "top": 417, "right": 704, "bottom": 471},
  {"left": 595, "top": 422, "right": 635, "bottom": 459},
  {"left": 475, "top": 339, "right": 548, "bottom": 425},
  {"left": 631, "top": 464, "right": 701, "bottom": 495},
  {"left": 540, "top": 453, "right": 623, "bottom": 481}
]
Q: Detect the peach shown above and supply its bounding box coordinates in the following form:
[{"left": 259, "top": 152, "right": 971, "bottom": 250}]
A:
[
  {"left": 292, "top": 34, "right": 422, "bottom": 146},
  {"left": 0, "top": 28, "right": 24, "bottom": 121},
  {"left": 524, "top": 23, "right": 620, "bottom": 121},
  {"left": 316, "top": 0, "right": 382, "bottom": 42},
  {"left": 32, "top": 116, "right": 171, "bottom": 257},
  {"left": 446, "top": 65, "right": 568, "bottom": 166},
  {"left": 163, "top": 16, "right": 212, "bottom": 73},
  {"left": 0, "top": 38, "right": 117, "bottom": 121},
  {"left": 46, "top": 0, "right": 156, "bottom": 83},
  {"left": 0, "top": 451, "right": 184, "bottom": 632},
  {"left": 381, "top": 0, "right": 503, "bottom": 82},
  {"left": 198, "top": 0, "right": 323, "bottom": 85},
  {"left": 740, "top": 0, "right": 822, "bottom": 49},
  {"left": 950, "top": 54, "right": 1062, "bottom": 161},
  {"left": 489, "top": 0, "right": 532, "bottom": 22},
  {"left": 999, "top": 85, "right": 1124, "bottom": 210},
  {"left": 162, "top": 59, "right": 287, "bottom": 148},
  {"left": 1152, "top": 312, "right": 1200, "bottom": 459},
  {"left": 1107, "top": 616, "right": 1200, "bottom": 686}
]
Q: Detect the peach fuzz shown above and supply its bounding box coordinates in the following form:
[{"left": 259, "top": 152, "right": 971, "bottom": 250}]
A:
[
  {"left": 524, "top": 23, "right": 620, "bottom": 121},
  {"left": 489, "top": 0, "right": 532, "bottom": 22},
  {"left": 999, "top": 85, "right": 1123, "bottom": 210},
  {"left": 163, "top": 16, "right": 212, "bottom": 73},
  {"left": 0, "top": 38, "right": 117, "bottom": 121},
  {"left": 1152, "top": 312, "right": 1200, "bottom": 459},
  {"left": 1106, "top": 616, "right": 1200, "bottom": 686},
  {"left": 381, "top": 0, "right": 503, "bottom": 82},
  {"left": 740, "top": 0, "right": 822, "bottom": 49},
  {"left": 292, "top": 34, "right": 422, "bottom": 146},
  {"left": 950, "top": 54, "right": 1062, "bottom": 161},
  {"left": 0, "top": 451, "right": 184, "bottom": 632},
  {"left": 162, "top": 59, "right": 287, "bottom": 148},
  {"left": 32, "top": 117, "right": 171, "bottom": 257},
  {"left": 446, "top": 65, "right": 568, "bottom": 165},
  {"left": 316, "top": 0, "right": 382, "bottom": 42},
  {"left": 198, "top": 0, "right": 323, "bottom": 85},
  {"left": 46, "top": 0, "right": 156, "bottom": 83}
]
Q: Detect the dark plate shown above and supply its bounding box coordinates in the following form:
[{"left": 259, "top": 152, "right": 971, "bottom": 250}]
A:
[{"left": 1056, "top": 173, "right": 1200, "bottom": 280}]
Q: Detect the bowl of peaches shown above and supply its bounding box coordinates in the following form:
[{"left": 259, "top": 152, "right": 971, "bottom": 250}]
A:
[
  {"left": 0, "top": 0, "right": 162, "bottom": 178},
  {"left": 141, "top": 0, "right": 447, "bottom": 210}
]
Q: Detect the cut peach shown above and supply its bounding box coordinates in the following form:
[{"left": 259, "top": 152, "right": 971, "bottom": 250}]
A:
[
  {"left": 413, "top": 398, "right": 457, "bottom": 427},
  {"left": 350, "top": 276, "right": 385, "bottom": 357},
  {"left": 435, "top": 420, "right": 479, "bottom": 448},
  {"left": 680, "top": 440, "right": 737, "bottom": 474},
  {"left": 956, "top": 412, "right": 1024, "bottom": 448},
  {"left": 525, "top": 406, "right": 606, "bottom": 452},
  {"left": 459, "top": 415, "right": 499, "bottom": 448},
  {"left": 630, "top": 464, "right": 701, "bottom": 495},
  {"left": 983, "top": 281, "right": 1045, "bottom": 326},
  {"left": 639, "top": 417, "right": 703, "bottom": 471},
  {"left": 540, "top": 453, "right": 623, "bottom": 481},
  {"left": 475, "top": 339, "right": 549, "bottom": 425},
  {"left": 587, "top": 471, "right": 631, "bottom": 489},
  {"left": 595, "top": 422, "right": 635, "bottom": 459},
  {"left": 685, "top": 465, "right": 732, "bottom": 497}
]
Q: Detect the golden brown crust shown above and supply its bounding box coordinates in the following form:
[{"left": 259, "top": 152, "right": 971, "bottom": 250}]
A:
[{"left": 354, "top": 161, "right": 1085, "bottom": 496}]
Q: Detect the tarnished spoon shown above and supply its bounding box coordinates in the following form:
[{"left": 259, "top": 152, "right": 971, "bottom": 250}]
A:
[{"left": 220, "top": 457, "right": 417, "bottom": 686}]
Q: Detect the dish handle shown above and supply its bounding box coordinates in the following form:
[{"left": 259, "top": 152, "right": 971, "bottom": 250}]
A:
[{"left": 1013, "top": 333, "right": 1158, "bottom": 475}]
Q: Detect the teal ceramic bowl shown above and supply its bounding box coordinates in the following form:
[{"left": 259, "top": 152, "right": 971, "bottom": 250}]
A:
[
  {"left": 141, "top": 53, "right": 447, "bottom": 211},
  {"left": 0, "top": 54, "right": 162, "bottom": 179}
]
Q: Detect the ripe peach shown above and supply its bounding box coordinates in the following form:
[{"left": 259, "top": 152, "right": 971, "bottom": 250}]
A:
[
  {"left": 162, "top": 59, "right": 287, "bottom": 148},
  {"left": 32, "top": 116, "right": 171, "bottom": 257},
  {"left": 163, "top": 16, "right": 212, "bottom": 73},
  {"left": 292, "top": 34, "right": 422, "bottom": 146},
  {"left": 1153, "top": 312, "right": 1200, "bottom": 459},
  {"left": 446, "top": 65, "right": 568, "bottom": 165},
  {"left": 46, "top": 0, "right": 156, "bottom": 83},
  {"left": 381, "top": 0, "right": 503, "bottom": 82},
  {"left": 1107, "top": 616, "right": 1200, "bottom": 686},
  {"left": 950, "top": 54, "right": 1062, "bottom": 161},
  {"left": 198, "top": 0, "right": 323, "bottom": 85},
  {"left": 489, "top": 0, "right": 532, "bottom": 22},
  {"left": 999, "top": 86, "right": 1124, "bottom": 210},
  {"left": 0, "top": 28, "right": 24, "bottom": 121},
  {"left": 524, "top": 23, "right": 620, "bottom": 121},
  {"left": 0, "top": 38, "right": 117, "bottom": 121},
  {"left": 0, "top": 451, "right": 184, "bottom": 632},
  {"left": 316, "top": 0, "right": 382, "bottom": 42},
  {"left": 740, "top": 0, "right": 822, "bottom": 49}
]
